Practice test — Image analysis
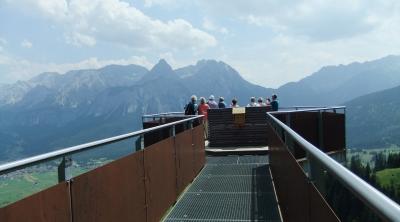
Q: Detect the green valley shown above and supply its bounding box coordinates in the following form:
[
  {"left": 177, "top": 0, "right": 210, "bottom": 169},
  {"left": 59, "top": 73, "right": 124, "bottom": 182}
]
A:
[
  {"left": 0, "top": 158, "right": 110, "bottom": 207},
  {"left": 376, "top": 168, "right": 400, "bottom": 192}
]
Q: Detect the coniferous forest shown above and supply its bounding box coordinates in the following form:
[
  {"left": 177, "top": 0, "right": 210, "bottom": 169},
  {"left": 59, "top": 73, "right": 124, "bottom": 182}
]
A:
[{"left": 326, "top": 152, "right": 400, "bottom": 222}]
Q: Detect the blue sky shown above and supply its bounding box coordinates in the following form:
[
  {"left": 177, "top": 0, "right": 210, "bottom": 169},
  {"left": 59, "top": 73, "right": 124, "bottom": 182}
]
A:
[{"left": 1, "top": 0, "right": 400, "bottom": 88}]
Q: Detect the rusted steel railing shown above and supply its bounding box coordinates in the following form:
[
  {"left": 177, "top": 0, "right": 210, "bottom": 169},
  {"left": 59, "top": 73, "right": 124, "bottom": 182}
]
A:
[{"left": 267, "top": 107, "right": 400, "bottom": 221}]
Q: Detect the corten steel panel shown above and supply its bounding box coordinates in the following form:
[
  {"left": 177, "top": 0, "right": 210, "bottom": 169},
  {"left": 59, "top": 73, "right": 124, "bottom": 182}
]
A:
[
  {"left": 166, "top": 116, "right": 187, "bottom": 134},
  {"left": 309, "top": 183, "right": 340, "bottom": 222},
  {"left": 208, "top": 108, "right": 233, "bottom": 124},
  {"left": 72, "top": 151, "right": 146, "bottom": 222},
  {"left": 274, "top": 113, "right": 287, "bottom": 124},
  {"left": 267, "top": 123, "right": 339, "bottom": 221},
  {"left": 175, "top": 123, "right": 185, "bottom": 134},
  {"left": 208, "top": 108, "right": 269, "bottom": 147},
  {"left": 290, "top": 112, "right": 319, "bottom": 159},
  {"left": 0, "top": 182, "right": 71, "bottom": 222},
  {"left": 143, "top": 121, "right": 164, "bottom": 147},
  {"left": 143, "top": 119, "right": 184, "bottom": 147},
  {"left": 143, "top": 121, "right": 160, "bottom": 129},
  {"left": 144, "top": 137, "right": 177, "bottom": 222},
  {"left": 144, "top": 127, "right": 172, "bottom": 147},
  {"left": 193, "top": 124, "right": 205, "bottom": 174},
  {"left": 175, "top": 129, "right": 195, "bottom": 194},
  {"left": 268, "top": 126, "right": 309, "bottom": 222},
  {"left": 164, "top": 117, "right": 186, "bottom": 134},
  {"left": 322, "top": 112, "right": 345, "bottom": 153}
]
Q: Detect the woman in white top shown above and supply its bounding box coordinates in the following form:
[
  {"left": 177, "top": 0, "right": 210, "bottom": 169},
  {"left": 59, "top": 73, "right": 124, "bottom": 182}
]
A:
[{"left": 247, "top": 97, "right": 259, "bottom": 107}]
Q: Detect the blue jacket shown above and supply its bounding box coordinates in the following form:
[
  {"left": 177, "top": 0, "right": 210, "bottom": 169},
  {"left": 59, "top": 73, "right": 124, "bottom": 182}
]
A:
[{"left": 218, "top": 101, "right": 226, "bottom": 108}]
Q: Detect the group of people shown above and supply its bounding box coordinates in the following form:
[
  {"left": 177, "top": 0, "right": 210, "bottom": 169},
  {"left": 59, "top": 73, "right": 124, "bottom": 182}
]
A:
[
  {"left": 184, "top": 94, "right": 279, "bottom": 116},
  {"left": 246, "top": 95, "right": 279, "bottom": 111},
  {"left": 184, "top": 94, "right": 279, "bottom": 138}
]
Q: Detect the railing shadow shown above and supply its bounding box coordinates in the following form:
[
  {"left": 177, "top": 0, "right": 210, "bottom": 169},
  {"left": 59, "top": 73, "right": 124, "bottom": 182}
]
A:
[{"left": 251, "top": 164, "right": 277, "bottom": 221}]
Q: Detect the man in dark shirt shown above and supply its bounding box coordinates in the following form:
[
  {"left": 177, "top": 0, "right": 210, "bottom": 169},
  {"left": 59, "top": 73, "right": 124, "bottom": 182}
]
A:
[
  {"left": 185, "top": 95, "right": 198, "bottom": 115},
  {"left": 271, "top": 94, "right": 279, "bottom": 111},
  {"left": 218, "top": 97, "right": 226, "bottom": 108}
]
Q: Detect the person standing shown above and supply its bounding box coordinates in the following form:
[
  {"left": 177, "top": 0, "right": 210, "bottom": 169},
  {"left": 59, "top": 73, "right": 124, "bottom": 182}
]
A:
[
  {"left": 231, "top": 98, "right": 239, "bottom": 107},
  {"left": 207, "top": 95, "right": 219, "bottom": 109},
  {"left": 247, "top": 97, "right": 259, "bottom": 107},
  {"left": 198, "top": 97, "right": 210, "bottom": 139},
  {"left": 265, "top": 98, "right": 271, "bottom": 105},
  {"left": 218, "top": 97, "right": 226, "bottom": 108},
  {"left": 184, "top": 95, "right": 198, "bottom": 115},
  {"left": 271, "top": 94, "right": 279, "bottom": 111},
  {"left": 257, "top": 97, "right": 266, "bottom": 106}
]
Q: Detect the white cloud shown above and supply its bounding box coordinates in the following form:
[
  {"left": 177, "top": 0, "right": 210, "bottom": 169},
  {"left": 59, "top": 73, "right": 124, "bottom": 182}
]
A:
[
  {"left": 194, "top": 0, "right": 400, "bottom": 87},
  {"left": 65, "top": 33, "right": 96, "bottom": 47},
  {"left": 199, "top": 0, "right": 397, "bottom": 41},
  {"left": 0, "top": 38, "right": 7, "bottom": 46},
  {"left": 0, "top": 38, "right": 7, "bottom": 52},
  {"left": 20, "top": 39, "right": 33, "bottom": 48},
  {"left": 0, "top": 54, "right": 11, "bottom": 65},
  {"left": 8, "top": 0, "right": 217, "bottom": 50},
  {"left": 0, "top": 40, "right": 8, "bottom": 63},
  {"left": 0, "top": 56, "right": 154, "bottom": 84},
  {"left": 5, "top": 0, "right": 400, "bottom": 88},
  {"left": 225, "top": 12, "right": 400, "bottom": 88},
  {"left": 6, "top": 0, "right": 68, "bottom": 21},
  {"left": 242, "top": 15, "right": 285, "bottom": 31},
  {"left": 143, "top": 0, "right": 178, "bottom": 8},
  {"left": 35, "top": 0, "right": 68, "bottom": 20},
  {"left": 159, "top": 52, "right": 179, "bottom": 68},
  {"left": 202, "top": 18, "right": 229, "bottom": 34}
]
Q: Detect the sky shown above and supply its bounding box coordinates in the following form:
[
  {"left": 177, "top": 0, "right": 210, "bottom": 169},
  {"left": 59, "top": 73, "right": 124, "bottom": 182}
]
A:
[{"left": 1, "top": 0, "right": 400, "bottom": 88}]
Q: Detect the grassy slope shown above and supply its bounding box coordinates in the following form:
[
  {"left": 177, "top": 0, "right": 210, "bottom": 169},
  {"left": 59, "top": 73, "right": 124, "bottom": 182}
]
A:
[
  {"left": 0, "top": 165, "right": 93, "bottom": 207},
  {"left": 376, "top": 168, "right": 400, "bottom": 190},
  {"left": 0, "top": 171, "right": 58, "bottom": 207}
]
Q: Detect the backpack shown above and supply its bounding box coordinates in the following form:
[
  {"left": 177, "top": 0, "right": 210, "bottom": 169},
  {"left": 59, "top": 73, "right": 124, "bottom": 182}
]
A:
[{"left": 185, "top": 102, "right": 195, "bottom": 115}]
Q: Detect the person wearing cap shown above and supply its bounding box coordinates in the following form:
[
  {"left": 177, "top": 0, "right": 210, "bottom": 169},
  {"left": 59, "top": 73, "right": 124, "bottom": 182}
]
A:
[
  {"left": 218, "top": 97, "right": 226, "bottom": 108},
  {"left": 207, "top": 95, "right": 218, "bottom": 109},
  {"left": 271, "top": 94, "right": 279, "bottom": 111},
  {"left": 247, "top": 97, "right": 259, "bottom": 107}
]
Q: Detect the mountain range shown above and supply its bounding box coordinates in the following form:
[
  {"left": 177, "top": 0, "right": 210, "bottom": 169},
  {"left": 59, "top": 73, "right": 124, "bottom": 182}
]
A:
[
  {"left": 345, "top": 85, "right": 400, "bottom": 148},
  {"left": 277, "top": 55, "right": 400, "bottom": 106},
  {"left": 0, "top": 59, "right": 272, "bottom": 161},
  {"left": 1, "top": 55, "right": 400, "bottom": 161}
]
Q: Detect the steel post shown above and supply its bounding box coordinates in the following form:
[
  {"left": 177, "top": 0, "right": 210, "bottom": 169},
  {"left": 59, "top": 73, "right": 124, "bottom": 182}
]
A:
[{"left": 58, "top": 156, "right": 72, "bottom": 183}]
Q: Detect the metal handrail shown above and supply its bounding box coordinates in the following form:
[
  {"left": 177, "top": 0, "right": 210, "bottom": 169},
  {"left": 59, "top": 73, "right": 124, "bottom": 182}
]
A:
[
  {"left": 279, "top": 106, "right": 328, "bottom": 110},
  {"left": 268, "top": 106, "right": 345, "bottom": 114},
  {"left": 0, "top": 115, "right": 203, "bottom": 175},
  {"left": 267, "top": 110, "right": 400, "bottom": 221},
  {"left": 143, "top": 114, "right": 191, "bottom": 119},
  {"left": 142, "top": 112, "right": 184, "bottom": 118}
]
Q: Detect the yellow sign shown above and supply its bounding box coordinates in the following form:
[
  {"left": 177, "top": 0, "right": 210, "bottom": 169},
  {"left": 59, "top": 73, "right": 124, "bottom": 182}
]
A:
[
  {"left": 232, "top": 107, "right": 246, "bottom": 125},
  {"left": 232, "top": 107, "right": 245, "bottom": 114}
]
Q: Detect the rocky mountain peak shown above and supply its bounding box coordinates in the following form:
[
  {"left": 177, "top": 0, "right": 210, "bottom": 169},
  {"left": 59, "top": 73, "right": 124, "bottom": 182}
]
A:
[{"left": 150, "top": 59, "right": 174, "bottom": 74}]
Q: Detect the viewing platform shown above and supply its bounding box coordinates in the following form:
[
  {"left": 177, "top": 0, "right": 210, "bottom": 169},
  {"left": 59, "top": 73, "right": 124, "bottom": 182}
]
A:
[
  {"left": 1, "top": 106, "right": 400, "bottom": 221},
  {"left": 165, "top": 155, "right": 280, "bottom": 221}
]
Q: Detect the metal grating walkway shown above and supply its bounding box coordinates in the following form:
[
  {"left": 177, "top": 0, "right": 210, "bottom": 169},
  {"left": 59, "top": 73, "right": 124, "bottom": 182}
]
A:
[{"left": 165, "top": 155, "right": 281, "bottom": 222}]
